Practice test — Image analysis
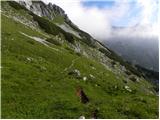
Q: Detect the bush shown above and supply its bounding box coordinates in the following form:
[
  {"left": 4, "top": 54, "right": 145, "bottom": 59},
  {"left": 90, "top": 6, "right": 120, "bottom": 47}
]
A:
[
  {"left": 99, "top": 48, "right": 110, "bottom": 56},
  {"left": 31, "top": 14, "right": 75, "bottom": 44},
  {"left": 66, "top": 20, "right": 95, "bottom": 47},
  {"left": 27, "top": 40, "right": 35, "bottom": 45},
  {"left": 31, "top": 14, "right": 61, "bottom": 35},
  {"left": 111, "top": 61, "right": 116, "bottom": 66},
  {"left": 129, "top": 76, "right": 137, "bottom": 82},
  {"left": 7, "top": 1, "right": 28, "bottom": 10},
  {"left": 63, "top": 32, "right": 75, "bottom": 44},
  {"left": 65, "top": 46, "right": 74, "bottom": 54},
  {"left": 125, "top": 70, "right": 132, "bottom": 75},
  {"left": 79, "top": 33, "right": 95, "bottom": 47},
  {"left": 76, "top": 52, "right": 81, "bottom": 56}
]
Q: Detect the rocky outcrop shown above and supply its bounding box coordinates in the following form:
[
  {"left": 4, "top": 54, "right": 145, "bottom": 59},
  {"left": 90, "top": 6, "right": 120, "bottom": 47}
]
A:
[
  {"left": 17, "top": 0, "right": 67, "bottom": 20},
  {"left": 14, "top": 0, "right": 144, "bottom": 83}
]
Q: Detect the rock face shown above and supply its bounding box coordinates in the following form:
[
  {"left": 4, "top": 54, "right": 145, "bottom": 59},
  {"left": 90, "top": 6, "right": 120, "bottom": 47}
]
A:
[
  {"left": 16, "top": 0, "right": 83, "bottom": 38},
  {"left": 17, "top": 0, "right": 67, "bottom": 20}
]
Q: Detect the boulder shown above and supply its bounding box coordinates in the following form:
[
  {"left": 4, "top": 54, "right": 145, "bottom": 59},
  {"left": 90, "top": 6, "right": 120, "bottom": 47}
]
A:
[{"left": 68, "top": 69, "right": 81, "bottom": 78}]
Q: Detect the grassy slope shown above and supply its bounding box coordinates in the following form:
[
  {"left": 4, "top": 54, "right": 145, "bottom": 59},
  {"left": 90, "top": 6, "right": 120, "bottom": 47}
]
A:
[
  {"left": 1, "top": 3, "right": 159, "bottom": 119},
  {"left": 52, "top": 15, "right": 65, "bottom": 24}
]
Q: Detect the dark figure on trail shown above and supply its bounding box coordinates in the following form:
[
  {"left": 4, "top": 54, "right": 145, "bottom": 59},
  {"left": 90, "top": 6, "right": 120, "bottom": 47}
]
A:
[{"left": 76, "top": 86, "right": 89, "bottom": 104}]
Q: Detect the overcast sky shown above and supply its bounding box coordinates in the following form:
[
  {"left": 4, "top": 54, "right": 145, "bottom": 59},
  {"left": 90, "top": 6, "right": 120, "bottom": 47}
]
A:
[{"left": 42, "top": 0, "right": 159, "bottom": 40}]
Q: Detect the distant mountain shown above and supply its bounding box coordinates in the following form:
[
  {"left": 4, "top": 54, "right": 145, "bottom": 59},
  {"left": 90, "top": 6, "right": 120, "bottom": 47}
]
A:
[{"left": 104, "top": 26, "right": 159, "bottom": 72}]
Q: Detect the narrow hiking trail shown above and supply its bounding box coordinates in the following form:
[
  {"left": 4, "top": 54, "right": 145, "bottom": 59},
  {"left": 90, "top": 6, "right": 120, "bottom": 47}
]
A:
[{"left": 62, "top": 57, "right": 80, "bottom": 73}]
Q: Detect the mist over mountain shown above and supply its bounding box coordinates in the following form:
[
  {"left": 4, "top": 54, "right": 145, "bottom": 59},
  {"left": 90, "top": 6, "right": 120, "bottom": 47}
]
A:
[
  {"left": 41, "top": 0, "right": 159, "bottom": 73},
  {"left": 103, "top": 25, "right": 159, "bottom": 72}
]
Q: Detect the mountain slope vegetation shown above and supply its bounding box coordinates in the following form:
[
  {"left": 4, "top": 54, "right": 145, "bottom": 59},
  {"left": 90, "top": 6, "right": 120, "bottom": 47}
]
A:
[{"left": 1, "top": 1, "right": 158, "bottom": 119}]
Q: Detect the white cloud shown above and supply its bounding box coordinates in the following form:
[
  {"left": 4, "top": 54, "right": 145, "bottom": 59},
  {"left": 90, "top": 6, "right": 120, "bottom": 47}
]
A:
[
  {"left": 43, "top": 0, "right": 112, "bottom": 39},
  {"left": 42, "top": 0, "right": 158, "bottom": 40},
  {"left": 137, "top": 0, "right": 158, "bottom": 25}
]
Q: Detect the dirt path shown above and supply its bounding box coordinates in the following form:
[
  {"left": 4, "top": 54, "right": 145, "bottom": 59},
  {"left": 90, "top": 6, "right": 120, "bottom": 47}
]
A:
[{"left": 62, "top": 57, "right": 80, "bottom": 73}]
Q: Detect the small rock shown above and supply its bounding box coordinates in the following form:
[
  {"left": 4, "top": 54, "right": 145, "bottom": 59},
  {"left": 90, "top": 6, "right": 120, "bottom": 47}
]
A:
[
  {"left": 121, "top": 66, "right": 126, "bottom": 71},
  {"left": 68, "top": 69, "right": 81, "bottom": 77},
  {"left": 79, "top": 116, "right": 85, "bottom": 119},
  {"left": 26, "top": 57, "right": 32, "bottom": 61},
  {"left": 74, "top": 69, "right": 81, "bottom": 76},
  {"left": 83, "top": 77, "right": 87, "bottom": 81},
  {"left": 89, "top": 74, "right": 95, "bottom": 79},
  {"left": 124, "top": 86, "right": 132, "bottom": 92},
  {"left": 125, "top": 86, "right": 129, "bottom": 89}
]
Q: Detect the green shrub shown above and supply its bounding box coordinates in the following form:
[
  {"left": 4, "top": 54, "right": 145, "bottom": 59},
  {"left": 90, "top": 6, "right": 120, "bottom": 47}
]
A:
[
  {"left": 7, "top": 1, "right": 28, "bottom": 10},
  {"left": 111, "top": 61, "right": 116, "bottom": 67},
  {"left": 31, "top": 14, "right": 75, "bottom": 44},
  {"left": 63, "top": 32, "right": 75, "bottom": 44},
  {"left": 65, "top": 46, "right": 74, "bottom": 54},
  {"left": 76, "top": 52, "right": 81, "bottom": 56},
  {"left": 125, "top": 70, "right": 132, "bottom": 75},
  {"left": 66, "top": 20, "right": 95, "bottom": 47},
  {"left": 99, "top": 48, "right": 110, "bottom": 56},
  {"left": 27, "top": 40, "right": 35, "bottom": 45},
  {"left": 52, "top": 16, "right": 65, "bottom": 24},
  {"left": 130, "top": 76, "right": 137, "bottom": 82},
  {"left": 31, "top": 14, "right": 61, "bottom": 35}
]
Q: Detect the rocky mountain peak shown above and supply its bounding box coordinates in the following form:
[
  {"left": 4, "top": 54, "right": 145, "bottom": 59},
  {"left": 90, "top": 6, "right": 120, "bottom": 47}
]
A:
[{"left": 16, "top": 0, "right": 68, "bottom": 20}]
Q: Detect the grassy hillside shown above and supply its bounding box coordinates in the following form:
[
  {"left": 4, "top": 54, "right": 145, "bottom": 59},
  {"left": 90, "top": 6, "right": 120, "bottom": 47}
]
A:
[{"left": 1, "top": 1, "right": 159, "bottom": 119}]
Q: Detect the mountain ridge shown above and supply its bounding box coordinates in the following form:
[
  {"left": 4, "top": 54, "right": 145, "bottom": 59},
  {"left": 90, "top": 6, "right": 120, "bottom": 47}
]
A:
[{"left": 1, "top": 1, "right": 159, "bottom": 119}]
